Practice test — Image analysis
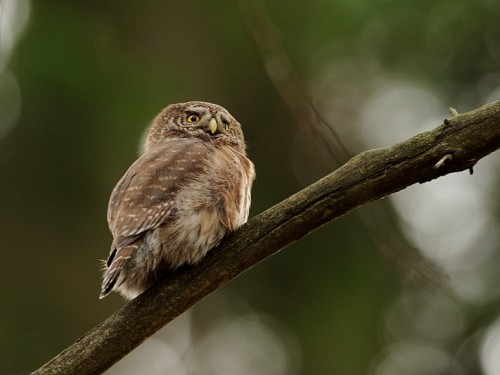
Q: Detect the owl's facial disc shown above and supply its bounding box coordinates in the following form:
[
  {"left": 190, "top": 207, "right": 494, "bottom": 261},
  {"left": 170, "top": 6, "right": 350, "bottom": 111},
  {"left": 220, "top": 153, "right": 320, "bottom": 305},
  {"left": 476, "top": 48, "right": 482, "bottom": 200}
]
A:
[{"left": 183, "top": 106, "right": 231, "bottom": 135}]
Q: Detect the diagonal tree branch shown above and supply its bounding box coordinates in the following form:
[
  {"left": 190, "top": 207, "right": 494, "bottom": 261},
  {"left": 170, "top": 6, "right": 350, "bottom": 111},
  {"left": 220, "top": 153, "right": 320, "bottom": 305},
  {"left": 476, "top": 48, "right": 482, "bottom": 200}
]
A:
[
  {"left": 32, "top": 100, "right": 500, "bottom": 375},
  {"left": 237, "top": 0, "right": 445, "bottom": 288}
]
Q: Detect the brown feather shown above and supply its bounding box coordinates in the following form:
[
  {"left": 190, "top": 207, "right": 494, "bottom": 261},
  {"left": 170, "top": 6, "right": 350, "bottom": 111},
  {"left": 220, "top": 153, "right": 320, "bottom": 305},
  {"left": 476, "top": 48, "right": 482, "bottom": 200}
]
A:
[{"left": 100, "top": 102, "right": 255, "bottom": 299}]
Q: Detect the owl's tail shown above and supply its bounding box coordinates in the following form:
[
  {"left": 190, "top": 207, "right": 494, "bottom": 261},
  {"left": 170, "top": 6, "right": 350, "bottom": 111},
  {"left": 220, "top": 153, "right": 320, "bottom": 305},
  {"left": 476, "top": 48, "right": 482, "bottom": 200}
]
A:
[{"left": 99, "top": 243, "right": 138, "bottom": 299}]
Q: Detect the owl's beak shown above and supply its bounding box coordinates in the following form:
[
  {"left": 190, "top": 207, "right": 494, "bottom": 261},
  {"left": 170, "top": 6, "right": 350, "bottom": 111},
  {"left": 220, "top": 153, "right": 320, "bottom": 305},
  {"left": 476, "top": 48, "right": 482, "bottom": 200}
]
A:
[{"left": 208, "top": 118, "right": 218, "bottom": 134}]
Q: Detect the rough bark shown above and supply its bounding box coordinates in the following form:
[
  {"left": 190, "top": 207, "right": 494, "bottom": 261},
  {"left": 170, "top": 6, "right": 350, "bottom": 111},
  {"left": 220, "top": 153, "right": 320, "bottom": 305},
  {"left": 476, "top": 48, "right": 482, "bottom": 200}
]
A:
[{"left": 32, "top": 100, "right": 500, "bottom": 375}]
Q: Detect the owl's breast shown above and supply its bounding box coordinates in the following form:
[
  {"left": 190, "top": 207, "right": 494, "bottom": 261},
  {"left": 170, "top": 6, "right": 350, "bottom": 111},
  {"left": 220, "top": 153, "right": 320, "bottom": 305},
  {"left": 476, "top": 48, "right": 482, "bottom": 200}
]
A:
[
  {"left": 158, "top": 205, "right": 225, "bottom": 267},
  {"left": 156, "top": 145, "right": 254, "bottom": 268}
]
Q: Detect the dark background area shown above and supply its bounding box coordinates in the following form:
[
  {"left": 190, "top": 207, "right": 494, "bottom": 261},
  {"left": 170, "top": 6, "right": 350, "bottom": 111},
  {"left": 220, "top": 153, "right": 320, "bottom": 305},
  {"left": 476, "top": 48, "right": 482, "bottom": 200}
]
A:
[{"left": 1, "top": 1, "right": 500, "bottom": 374}]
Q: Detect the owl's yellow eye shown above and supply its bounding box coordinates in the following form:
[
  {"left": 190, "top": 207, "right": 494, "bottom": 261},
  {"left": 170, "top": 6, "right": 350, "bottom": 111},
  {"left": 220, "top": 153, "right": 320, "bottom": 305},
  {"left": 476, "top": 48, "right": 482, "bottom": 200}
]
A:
[{"left": 186, "top": 114, "right": 200, "bottom": 123}]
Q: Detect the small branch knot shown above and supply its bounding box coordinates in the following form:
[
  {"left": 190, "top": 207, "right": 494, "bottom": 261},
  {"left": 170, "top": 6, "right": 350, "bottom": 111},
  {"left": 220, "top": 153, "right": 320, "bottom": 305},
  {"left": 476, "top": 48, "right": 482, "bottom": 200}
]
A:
[
  {"left": 444, "top": 108, "right": 459, "bottom": 125},
  {"left": 434, "top": 154, "right": 453, "bottom": 169}
]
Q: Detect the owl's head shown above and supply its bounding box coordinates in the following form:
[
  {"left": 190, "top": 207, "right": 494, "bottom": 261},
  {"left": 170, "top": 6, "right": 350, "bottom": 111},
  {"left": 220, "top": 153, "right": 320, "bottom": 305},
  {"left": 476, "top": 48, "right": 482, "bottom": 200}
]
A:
[{"left": 144, "top": 101, "right": 247, "bottom": 152}]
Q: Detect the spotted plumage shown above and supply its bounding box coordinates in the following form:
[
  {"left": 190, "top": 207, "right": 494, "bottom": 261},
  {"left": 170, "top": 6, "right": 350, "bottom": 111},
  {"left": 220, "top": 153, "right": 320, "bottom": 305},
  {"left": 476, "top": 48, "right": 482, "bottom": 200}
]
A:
[{"left": 100, "top": 101, "right": 255, "bottom": 299}]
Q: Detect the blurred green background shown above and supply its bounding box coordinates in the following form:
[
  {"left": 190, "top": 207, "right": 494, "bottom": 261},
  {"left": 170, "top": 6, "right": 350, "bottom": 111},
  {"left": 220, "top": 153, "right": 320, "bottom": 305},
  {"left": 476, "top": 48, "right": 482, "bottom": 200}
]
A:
[{"left": 1, "top": 1, "right": 500, "bottom": 374}]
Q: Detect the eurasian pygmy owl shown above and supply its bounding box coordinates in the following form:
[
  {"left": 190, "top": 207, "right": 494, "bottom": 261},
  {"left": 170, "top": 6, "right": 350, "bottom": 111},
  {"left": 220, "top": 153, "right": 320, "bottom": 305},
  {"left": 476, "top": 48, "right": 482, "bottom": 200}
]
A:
[{"left": 100, "top": 101, "right": 255, "bottom": 299}]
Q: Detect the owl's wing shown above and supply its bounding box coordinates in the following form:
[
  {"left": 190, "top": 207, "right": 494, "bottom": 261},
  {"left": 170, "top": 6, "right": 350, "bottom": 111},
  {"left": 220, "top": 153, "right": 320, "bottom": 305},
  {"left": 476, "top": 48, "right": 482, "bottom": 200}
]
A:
[
  {"left": 107, "top": 139, "right": 207, "bottom": 249},
  {"left": 101, "top": 139, "right": 209, "bottom": 298}
]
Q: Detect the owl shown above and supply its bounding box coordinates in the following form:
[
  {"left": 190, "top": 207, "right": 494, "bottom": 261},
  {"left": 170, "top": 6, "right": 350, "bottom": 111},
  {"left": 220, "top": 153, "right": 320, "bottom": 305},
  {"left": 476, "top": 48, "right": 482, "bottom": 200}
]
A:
[{"left": 100, "top": 101, "right": 255, "bottom": 300}]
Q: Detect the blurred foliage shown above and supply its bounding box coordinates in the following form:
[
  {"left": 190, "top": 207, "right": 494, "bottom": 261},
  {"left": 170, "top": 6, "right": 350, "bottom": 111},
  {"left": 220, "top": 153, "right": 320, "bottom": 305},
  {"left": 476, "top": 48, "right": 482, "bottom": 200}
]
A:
[{"left": 1, "top": 0, "right": 499, "bottom": 374}]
